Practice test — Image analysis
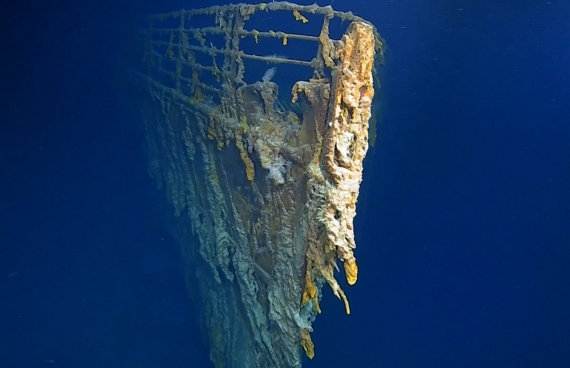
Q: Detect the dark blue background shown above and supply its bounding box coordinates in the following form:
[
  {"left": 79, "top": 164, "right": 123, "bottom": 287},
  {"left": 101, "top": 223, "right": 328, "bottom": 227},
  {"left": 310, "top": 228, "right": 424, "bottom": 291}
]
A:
[{"left": 1, "top": 0, "right": 569, "bottom": 367}]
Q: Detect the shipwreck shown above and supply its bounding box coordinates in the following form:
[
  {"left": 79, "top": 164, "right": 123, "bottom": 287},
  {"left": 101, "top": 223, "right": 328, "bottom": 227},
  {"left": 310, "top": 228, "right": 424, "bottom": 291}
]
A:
[{"left": 132, "top": 2, "right": 383, "bottom": 367}]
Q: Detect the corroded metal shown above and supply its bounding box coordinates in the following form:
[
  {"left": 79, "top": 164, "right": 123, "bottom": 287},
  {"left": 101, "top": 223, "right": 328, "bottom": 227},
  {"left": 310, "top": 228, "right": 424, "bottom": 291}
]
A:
[{"left": 134, "top": 2, "right": 383, "bottom": 367}]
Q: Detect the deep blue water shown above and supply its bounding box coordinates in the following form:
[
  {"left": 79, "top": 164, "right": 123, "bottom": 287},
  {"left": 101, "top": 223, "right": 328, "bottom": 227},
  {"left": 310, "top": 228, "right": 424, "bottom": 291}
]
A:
[{"left": 1, "top": 0, "right": 569, "bottom": 367}]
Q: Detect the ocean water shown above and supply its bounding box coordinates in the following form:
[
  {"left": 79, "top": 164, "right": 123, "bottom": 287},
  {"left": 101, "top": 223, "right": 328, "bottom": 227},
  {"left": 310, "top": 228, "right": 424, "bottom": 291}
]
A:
[{"left": 1, "top": 0, "right": 569, "bottom": 367}]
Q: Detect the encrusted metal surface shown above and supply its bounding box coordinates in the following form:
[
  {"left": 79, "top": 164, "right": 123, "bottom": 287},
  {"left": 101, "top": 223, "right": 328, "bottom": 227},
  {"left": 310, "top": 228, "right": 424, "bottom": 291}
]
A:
[{"left": 134, "top": 3, "right": 383, "bottom": 367}]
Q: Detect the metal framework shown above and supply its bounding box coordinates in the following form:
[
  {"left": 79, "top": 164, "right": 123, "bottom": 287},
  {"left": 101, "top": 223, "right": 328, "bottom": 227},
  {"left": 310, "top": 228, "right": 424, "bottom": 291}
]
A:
[{"left": 138, "top": 2, "right": 382, "bottom": 105}]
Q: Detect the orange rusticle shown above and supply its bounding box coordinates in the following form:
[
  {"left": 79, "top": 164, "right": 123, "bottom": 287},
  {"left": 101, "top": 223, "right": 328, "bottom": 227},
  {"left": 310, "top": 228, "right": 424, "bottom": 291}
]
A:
[
  {"left": 300, "top": 328, "right": 315, "bottom": 359},
  {"left": 344, "top": 257, "right": 358, "bottom": 285}
]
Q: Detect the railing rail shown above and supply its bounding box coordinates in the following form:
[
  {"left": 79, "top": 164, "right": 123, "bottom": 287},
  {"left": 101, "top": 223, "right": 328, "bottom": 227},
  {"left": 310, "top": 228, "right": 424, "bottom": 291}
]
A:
[{"left": 139, "top": 1, "right": 382, "bottom": 104}]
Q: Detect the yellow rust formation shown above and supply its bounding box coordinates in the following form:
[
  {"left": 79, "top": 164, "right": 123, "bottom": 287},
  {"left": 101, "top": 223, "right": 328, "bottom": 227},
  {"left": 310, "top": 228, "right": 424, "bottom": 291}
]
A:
[
  {"left": 236, "top": 131, "right": 255, "bottom": 181},
  {"left": 344, "top": 258, "right": 358, "bottom": 286},
  {"left": 298, "top": 21, "right": 376, "bottom": 319},
  {"left": 135, "top": 3, "right": 382, "bottom": 367},
  {"left": 293, "top": 9, "right": 309, "bottom": 23},
  {"left": 321, "top": 21, "right": 375, "bottom": 286},
  {"left": 300, "top": 329, "right": 315, "bottom": 359}
]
